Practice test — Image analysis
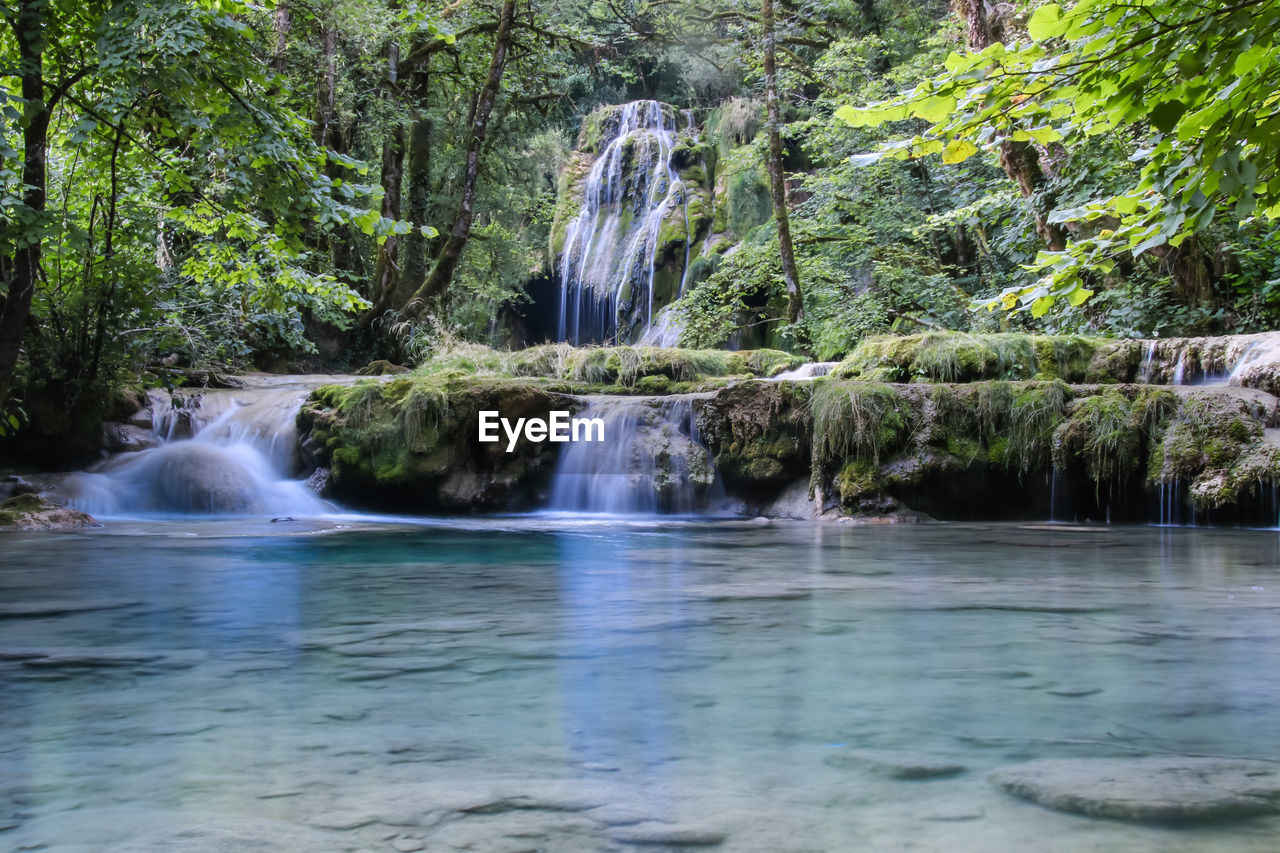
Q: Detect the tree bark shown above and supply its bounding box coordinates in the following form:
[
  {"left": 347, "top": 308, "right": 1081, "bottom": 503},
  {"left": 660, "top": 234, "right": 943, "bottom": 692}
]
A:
[
  {"left": 763, "top": 0, "right": 803, "bottom": 324},
  {"left": 271, "top": 1, "right": 291, "bottom": 73},
  {"left": 366, "top": 39, "right": 406, "bottom": 324},
  {"left": 955, "top": 0, "right": 1068, "bottom": 252},
  {"left": 401, "top": 0, "right": 516, "bottom": 318},
  {"left": 0, "top": 0, "right": 49, "bottom": 408}
]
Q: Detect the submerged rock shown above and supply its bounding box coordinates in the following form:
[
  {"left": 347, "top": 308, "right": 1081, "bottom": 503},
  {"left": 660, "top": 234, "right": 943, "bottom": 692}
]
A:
[
  {"left": 104, "top": 815, "right": 351, "bottom": 852},
  {"left": 989, "top": 756, "right": 1280, "bottom": 821},
  {"left": 0, "top": 493, "right": 99, "bottom": 530},
  {"left": 825, "top": 749, "right": 966, "bottom": 780}
]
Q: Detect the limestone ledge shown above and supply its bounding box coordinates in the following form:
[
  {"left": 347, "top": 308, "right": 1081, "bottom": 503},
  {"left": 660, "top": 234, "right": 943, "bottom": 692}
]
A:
[{"left": 301, "top": 335, "right": 1280, "bottom": 523}]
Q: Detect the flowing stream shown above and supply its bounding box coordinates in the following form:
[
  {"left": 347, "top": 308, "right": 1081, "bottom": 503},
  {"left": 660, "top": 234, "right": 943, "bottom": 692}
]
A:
[
  {"left": 46, "top": 375, "right": 354, "bottom": 518},
  {"left": 557, "top": 101, "right": 692, "bottom": 345}
]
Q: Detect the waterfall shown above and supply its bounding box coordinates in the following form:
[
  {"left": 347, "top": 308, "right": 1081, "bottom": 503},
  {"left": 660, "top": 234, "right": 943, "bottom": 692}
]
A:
[
  {"left": 547, "top": 395, "right": 720, "bottom": 514},
  {"left": 50, "top": 376, "right": 343, "bottom": 518},
  {"left": 557, "top": 101, "right": 692, "bottom": 345}
]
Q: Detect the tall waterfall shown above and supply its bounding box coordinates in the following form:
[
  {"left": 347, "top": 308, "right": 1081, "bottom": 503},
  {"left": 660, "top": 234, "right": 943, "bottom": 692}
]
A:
[
  {"left": 548, "top": 395, "right": 720, "bottom": 514},
  {"left": 557, "top": 101, "right": 693, "bottom": 345},
  {"left": 50, "top": 376, "right": 341, "bottom": 517}
]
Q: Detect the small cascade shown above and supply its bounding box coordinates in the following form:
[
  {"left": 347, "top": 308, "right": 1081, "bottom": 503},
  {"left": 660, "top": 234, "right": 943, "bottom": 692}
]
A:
[
  {"left": 51, "top": 375, "right": 348, "bottom": 518},
  {"left": 770, "top": 362, "right": 840, "bottom": 382},
  {"left": 1140, "top": 341, "right": 1157, "bottom": 383},
  {"left": 547, "top": 395, "right": 720, "bottom": 514},
  {"left": 557, "top": 100, "right": 693, "bottom": 345}
]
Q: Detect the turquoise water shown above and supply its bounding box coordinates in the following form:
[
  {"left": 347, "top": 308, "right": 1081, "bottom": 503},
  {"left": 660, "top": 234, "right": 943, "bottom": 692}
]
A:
[{"left": 2, "top": 519, "right": 1280, "bottom": 851}]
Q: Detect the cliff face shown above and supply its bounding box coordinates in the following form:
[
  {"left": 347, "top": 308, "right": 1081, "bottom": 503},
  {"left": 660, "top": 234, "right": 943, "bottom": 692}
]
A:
[{"left": 300, "top": 334, "right": 1280, "bottom": 525}]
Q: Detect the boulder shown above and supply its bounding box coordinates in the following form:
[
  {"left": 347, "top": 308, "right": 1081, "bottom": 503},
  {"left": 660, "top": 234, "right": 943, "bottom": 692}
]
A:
[
  {"left": 0, "top": 493, "right": 99, "bottom": 530},
  {"left": 989, "top": 756, "right": 1280, "bottom": 821}
]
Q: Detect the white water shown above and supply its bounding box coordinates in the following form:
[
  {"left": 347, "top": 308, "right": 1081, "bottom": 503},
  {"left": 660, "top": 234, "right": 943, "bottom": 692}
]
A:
[
  {"left": 557, "top": 101, "right": 692, "bottom": 345},
  {"left": 548, "top": 395, "right": 720, "bottom": 514},
  {"left": 50, "top": 375, "right": 351, "bottom": 518},
  {"left": 769, "top": 361, "right": 840, "bottom": 381}
]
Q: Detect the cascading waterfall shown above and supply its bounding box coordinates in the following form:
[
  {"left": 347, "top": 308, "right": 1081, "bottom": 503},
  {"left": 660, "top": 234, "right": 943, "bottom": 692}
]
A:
[
  {"left": 548, "top": 395, "right": 720, "bottom": 514},
  {"left": 557, "top": 100, "right": 692, "bottom": 345},
  {"left": 50, "top": 376, "right": 343, "bottom": 517}
]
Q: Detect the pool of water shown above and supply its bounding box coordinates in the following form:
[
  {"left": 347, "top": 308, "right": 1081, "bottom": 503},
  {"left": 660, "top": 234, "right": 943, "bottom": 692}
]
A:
[{"left": 2, "top": 519, "right": 1279, "bottom": 851}]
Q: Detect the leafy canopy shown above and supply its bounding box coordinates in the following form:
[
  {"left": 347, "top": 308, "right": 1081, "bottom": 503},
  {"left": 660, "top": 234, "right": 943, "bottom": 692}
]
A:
[{"left": 836, "top": 0, "right": 1280, "bottom": 318}]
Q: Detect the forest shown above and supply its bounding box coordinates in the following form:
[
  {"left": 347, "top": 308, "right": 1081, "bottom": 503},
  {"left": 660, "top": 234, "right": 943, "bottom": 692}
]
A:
[{"left": 3, "top": 0, "right": 1280, "bottom": 454}]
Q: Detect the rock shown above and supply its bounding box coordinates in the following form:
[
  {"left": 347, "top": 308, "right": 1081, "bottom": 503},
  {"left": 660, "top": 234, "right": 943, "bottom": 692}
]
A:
[
  {"left": 1, "top": 474, "right": 37, "bottom": 498},
  {"left": 989, "top": 757, "right": 1280, "bottom": 821},
  {"left": 757, "top": 479, "right": 819, "bottom": 519},
  {"left": 1045, "top": 685, "right": 1103, "bottom": 697},
  {"left": 102, "top": 422, "right": 159, "bottom": 453},
  {"left": 130, "top": 443, "right": 265, "bottom": 514},
  {"left": 0, "top": 493, "right": 99, "bottom": 530},
  {"left": 609, "top": 821, "right": 727, "bottom": 845},
  {"left": 105, "top": 815, "right": 351, "bottom": 852},
  {"left": 304, "top": 467, "right": 330, "bottom": 494},
  {"left": 356, "top": 359, "right": 409, "bottom": 376},
  {"left": 824, "top": 749, "right": 966, "bottom": 780}
]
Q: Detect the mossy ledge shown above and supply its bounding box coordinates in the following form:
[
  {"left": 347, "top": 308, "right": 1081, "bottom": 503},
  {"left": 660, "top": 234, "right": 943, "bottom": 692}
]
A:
[{"left": 303, "top": 339, "right": 1280, "bottom": 523}]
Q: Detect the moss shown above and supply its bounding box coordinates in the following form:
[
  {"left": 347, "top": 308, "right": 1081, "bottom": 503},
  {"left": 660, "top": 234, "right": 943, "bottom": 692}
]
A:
[
  {"left": 835, "top": 458, "right": 880, "bottom": 504},
  {"left": 809, "top": 381, "right": 907, "bottom": 469},
  {"left": 1053, "top": 391, "right": 1140, "bottom": 488}
]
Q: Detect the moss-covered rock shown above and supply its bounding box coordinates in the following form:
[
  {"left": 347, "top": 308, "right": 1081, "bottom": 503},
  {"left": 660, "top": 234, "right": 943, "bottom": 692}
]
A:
[
  {"left": 0, "top": 493, "right": 99, "bottom": 531},
  {"left": 694, "top": 380, "right": 810, "bottom": 497},
  {"left": 299, "top": 378, "right": 581, "bottom": 512}
]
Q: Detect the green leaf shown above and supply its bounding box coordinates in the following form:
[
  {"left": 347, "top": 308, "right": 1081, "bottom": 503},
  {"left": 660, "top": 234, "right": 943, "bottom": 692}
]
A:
[
  {"left": 911, "top": 95, "right": 956, "bottom": 123},
  {"left": 1027, "top": 4, "right": 1067, "bottom": 41},
  {"left": 941, "top": 139, "right": 979, "bottom": 164},
  {"left": 1067, "top": 287, "right": 1093, "bottom": 307},
  {"left": 1149, "top": 100, "right": 1187, "bottom": 133}
]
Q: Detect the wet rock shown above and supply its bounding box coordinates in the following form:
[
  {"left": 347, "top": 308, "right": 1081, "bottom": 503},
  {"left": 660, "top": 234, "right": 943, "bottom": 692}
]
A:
[
  {"left": 304, "top": 466, "right": 330, "bottom": 494},
  {"left": 356, "top": 359, "right": 409, "bottom": 376},
  {"left": 1, "top": 473, "right": 37, "bottom": 498},
  {"left": 0, "top": 493, "right": 99, "bottom": 530},
  {"left": 1045, "top": 685, "right": 1103, "bottom": 697},
  {"left": 134, "top": 443, "right": 265, "bottom": 514},
  {"left": 105, "top": 815, "right": 352, "bottom": 852},
  {"left": 824, "top": 749, "right": 966, "bottom": 780},
  {"left": 102, "top": 422, "right": 159, "bottom": 453},
  {"left": 989, "top": 756, "right": 1280, "bottom": 821},
  {"left": 608, "top": 820, "right": 728, "bottom": 845}
]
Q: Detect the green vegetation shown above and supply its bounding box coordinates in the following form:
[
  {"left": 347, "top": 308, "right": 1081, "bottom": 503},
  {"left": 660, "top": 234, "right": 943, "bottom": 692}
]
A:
[{"left": 6, "top": 0, "right": 1280, "bottom": 454}]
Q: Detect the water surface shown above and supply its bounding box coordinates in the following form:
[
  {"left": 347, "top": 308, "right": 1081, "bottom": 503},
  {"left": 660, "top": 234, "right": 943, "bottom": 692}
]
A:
[{"left": 2, "top": 520, "right": 1279, "bottom": 851}]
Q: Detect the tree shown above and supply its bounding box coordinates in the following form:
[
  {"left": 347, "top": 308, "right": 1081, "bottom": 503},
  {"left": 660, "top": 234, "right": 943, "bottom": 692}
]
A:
[
  {"left": 838, "top": 0, "right": 1280, "bottom": 318},
  {"left": 401, "top": 0, "right": 518, "bottom": 318},
  {"left": 762, "top": 0, "right": 803, "bottom": 324}
]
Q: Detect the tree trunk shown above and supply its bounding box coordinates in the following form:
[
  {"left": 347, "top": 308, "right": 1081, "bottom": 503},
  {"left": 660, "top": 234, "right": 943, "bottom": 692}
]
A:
[
  {"left": 271, "top": 2, "right": 291, "bottom": 73},
  {"left": 763, "top": 0, "right": 803, "bottom": 324},
  {"left": 401, "top": 0, "right": 516, "bottom": 318},
  {"left": 366, "top": 39, "right": 406, "bottom": 323},
  {"left": 955, "top": 0, "right": 1068, "bottom": 252},
  {"left": 0, "top": 0, "right": 49, "bottom": 408}
]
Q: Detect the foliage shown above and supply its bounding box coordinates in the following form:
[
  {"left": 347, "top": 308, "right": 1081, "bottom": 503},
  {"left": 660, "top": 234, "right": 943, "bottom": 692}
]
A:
[{"left": 838, "top": 0, "right": 1280, "bottom": 319}]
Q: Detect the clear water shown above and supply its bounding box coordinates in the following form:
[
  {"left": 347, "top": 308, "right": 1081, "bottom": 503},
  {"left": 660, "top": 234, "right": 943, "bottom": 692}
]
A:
[{"left": 3, "top": 519, "right": 1280, "bottom": 852}]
